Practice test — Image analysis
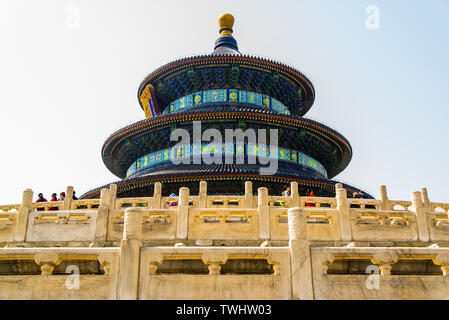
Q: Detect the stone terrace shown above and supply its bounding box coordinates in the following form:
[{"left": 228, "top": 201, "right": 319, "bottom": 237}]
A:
[{"left": 0, "top": 181, "right": 448, "bottom": 299}]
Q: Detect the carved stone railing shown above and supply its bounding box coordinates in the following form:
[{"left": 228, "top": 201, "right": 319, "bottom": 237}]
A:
[
  {"left": 268, "top": 196, "right": 291, "bottom": 207},
  {"left": 110, "top": 208, "right": 178, "bottom": 241},
  {"left": 270, "top": 207, "right": 340, "bottom": 241},
  {"left": 300, "top": 196, "right": 337, "bottom": 209},
  {"left": 349, "top": 209, "right": 418, "bottom": 242},
  {"left": 206, "top": 195, "right": 247, "bottom": 208},
  {"left": 431, "top": 202, "right": 449, "bottom": 214},
  {"left": 389, "top": 200, "right": 412, "bottom": 211},
  {"left": 347, "top": 198, "right": 381, "bottom": 210},
  {"left": 115, "top": 197, "right": 152, "bottom": 209},
  {"left": 0, "top": 182, "right": 448, "bottom": 245},
  {"left": 26, "top": 210, "right": 98, "bottom": 242},
  {"left": 70, "top": 199, "right": 100, "bottom": 210},
  {"left": 32, "top": 201, "right": 64, "bottom": 211},
  {"left": 0, "top": 204, "right": 20, "bottom": 213},
  {"left": 188, "top": 208, "right": 259, "bottom": 240},
  {"left": 139, "top": 246, "right": 290, "bottom": 299},
  {"left": 311, "top": 247, "right": 449, "bottom": 299},
  {"left": 0, "top": 204, "right": 448, "bottom": 300},
  {"left": 0, "top": 247, "right": 120, "bottom": 299}
]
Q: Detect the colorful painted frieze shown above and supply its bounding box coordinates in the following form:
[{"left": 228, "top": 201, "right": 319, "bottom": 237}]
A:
[
  {"left": 194, "top": 91, "right": 203, "bottom": 105},
  {"left": 290, "top": 150, "right": 298, "bottom": 162},
  {"left": 127, "top": 144, "right": 327, "bottom": 178},
  {"left": 228, "top": 89, "right": 238, "bottom": 102},
  {"left": 239, "top": 90, "right": 248, "bottom": 103},
  {"left": 278, "top": 147, "right": 290, "bottom": 160},
  {"left": 235, "top": 143, "right": 245, "bottom": 156},
  {"left": 258, "top": 144, "right": 269, "bottom": 157},
  {"left": 168, "top": 89, "right": 290, "bottom": 115}
]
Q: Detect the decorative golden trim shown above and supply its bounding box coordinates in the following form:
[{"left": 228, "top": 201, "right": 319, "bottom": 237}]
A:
[{"left": 140, "top": 84, "right": 157, "bottom": 119}]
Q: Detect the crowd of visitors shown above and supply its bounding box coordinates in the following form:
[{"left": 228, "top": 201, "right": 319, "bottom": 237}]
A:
[
  {"left": 34, "top": 187, "right": 367, "bottom": 210},
  {"left": 280, "top": 185, "right": 368, "bottom": 200},
  {"left": 352, "top": 191, "right": 366, "bottom": 199},
  {"left": 281, "top": 186, "right": 316, "bottom": 197},
  {"left": 34, "top": 190, "right": 79, "bottom": 211},
  {"left": 279, "top": 186, "right": 318, "bottom": 207},
  {"left": 279, "top": 186, "right": 371, "bottom": 208}
]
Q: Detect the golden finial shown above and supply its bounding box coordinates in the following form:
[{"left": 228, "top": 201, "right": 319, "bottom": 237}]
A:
[{"left": 218, "top": 13, "right": 234, "bottom": 36}]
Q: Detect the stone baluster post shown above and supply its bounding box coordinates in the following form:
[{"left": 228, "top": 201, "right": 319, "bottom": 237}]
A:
[
  {"left": 411, "top": 191, "right": 429, "bottom": 242},
  {"left": 152, "top": 182, "right": 162, "bottom": 209},
  {"left": 92, "top": 188, "right": 111, "bottom": 245},
  {"left": 336, "top": 185, "right": 351, "bottom": 241},
  {"left": 109, "top": 184, "right": 117, "bottom": 208},
  {"left": 288, "top": 207, "right": 313, "bottom": 300},
  {"left": 290, "top": 182, "right": 299, "bottom": 207},
  {"left": 421, "top": 187, "right": 431, "bottom": 212},
  {"left": 380, "top": 185, "right": 390, "bottom": 210},
  {"left": 99, "top": 189, "right": 111, "bottom": 208},
  {"left": 118, "top": 208, "right": 142, "bottom": 300},
  {"left": 106, "top": 184, "right": 118, "bottom": 240},
  {"left": 199, "top": 181, "right": 207, "bottom": 208},
  {"left": 14, "top": 189, "right": 33, "bottom": 242},
  {"left": 62, "top": 186, "right": 74, "bottom": 210},
  {"left": 245, "top": 181, "right": 253, "bottom": 209},
  {"left": 176, "top": 187, "right": 190, "bottom": 240},
  {"left": 258, "top": 187, "right": 270, "bottom": 240}
]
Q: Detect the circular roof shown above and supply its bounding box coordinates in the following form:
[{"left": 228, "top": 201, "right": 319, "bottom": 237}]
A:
[
  {"left": 137, "top": 14, "right": 315, "bottom": 117},
  {"left": 101, "top": 105, "right": 352, "bottom": 180}
]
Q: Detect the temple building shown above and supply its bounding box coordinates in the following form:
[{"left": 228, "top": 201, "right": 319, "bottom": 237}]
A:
[
  {"left": 0, "top": 14, "right": 447, "bottom": 301},
  {"left": 81, "top": 13, "right": 372, "bottom": 199}
]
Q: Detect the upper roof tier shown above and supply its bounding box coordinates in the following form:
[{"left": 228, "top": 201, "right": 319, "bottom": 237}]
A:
[{"left": 137, "top": 14, "right": 315, "bottom": 118}]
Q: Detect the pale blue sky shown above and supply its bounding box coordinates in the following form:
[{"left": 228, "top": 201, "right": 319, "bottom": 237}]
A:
[{"left": 0, "top": 0, "right": 448, "bottom": 203}]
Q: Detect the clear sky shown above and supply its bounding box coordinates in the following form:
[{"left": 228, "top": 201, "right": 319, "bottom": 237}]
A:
[{"left": 0, "top": 0, "right": 448, "bottom": 204}]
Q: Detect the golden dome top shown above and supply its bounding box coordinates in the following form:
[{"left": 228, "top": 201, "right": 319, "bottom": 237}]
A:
[{"left": 218, "top": 13, "right": 234, "bottom": 36}]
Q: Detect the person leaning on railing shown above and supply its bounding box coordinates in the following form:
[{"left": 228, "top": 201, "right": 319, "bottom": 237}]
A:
[
  {"left": 49, "top": 193, "right": 59, "bottom": 211},
  {"left": 35, "top": 193, "right": 47, "bottom": 211},
  {"left": 168, "top": 193, "right": 178, "bottom": 207},
  {"left": 353, "top": 192, "right": 363, "bottom": 199},
  {"left": 305, "top": 190, "right": 316, "bottom": 207},
  {"left": 281, "top": 186, "right": 291, "bottom": 197}
]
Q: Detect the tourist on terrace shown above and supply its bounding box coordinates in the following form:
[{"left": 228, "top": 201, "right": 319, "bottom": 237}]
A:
[
  {"left": 281, "top": 186, "right": 290, "bottom": 197},
  {"left": 305, "top": 190, "right": 316, "bottom": 207},
  {"left": 354, "top": 191, "right": 364, "bottom": 199},
  {"left": 351, "top": 191, "right": 367, "bottom": 208},
  {"left": 36, "top": 193, "right": 47, "bottom": 211},
  {"left": 72, "top": 191, "right": 79, "bottom": 200},
  {"left": 168, "top": 193, "right": 178, "bottom": 207},
  {"left": 36, "top": 193, "right": 47, "bottom": 203},
  {"left": 49, "top": 193, "right": 59, "bottom": 211},
  {"left": 59, "top": 192, "right": 65, "bottom": 201}
]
